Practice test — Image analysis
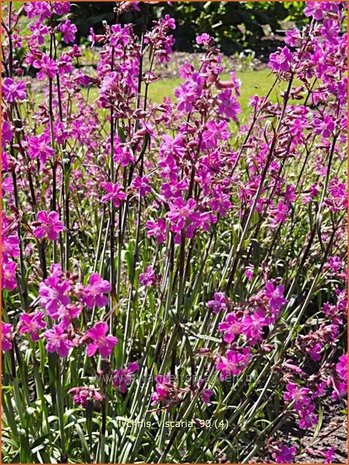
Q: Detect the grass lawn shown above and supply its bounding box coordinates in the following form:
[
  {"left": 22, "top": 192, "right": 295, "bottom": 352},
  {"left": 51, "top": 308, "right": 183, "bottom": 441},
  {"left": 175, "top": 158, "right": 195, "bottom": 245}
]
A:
[
  {"left": 79, "top": 68, "right": 301, "bottom": 119},
  {"left": 148, "top": 68, "right": 281, "bottom": 116},
  {"left": 149, "top": 68, "right": 308, "bottom": 120}
]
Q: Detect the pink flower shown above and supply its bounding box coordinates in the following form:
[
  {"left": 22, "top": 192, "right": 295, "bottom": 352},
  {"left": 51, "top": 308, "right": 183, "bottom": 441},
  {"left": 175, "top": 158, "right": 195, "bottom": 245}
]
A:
[
  {"left": 19, "top": 311, "right": 47, "bottom": 341},
  {"left": 44, "top": 324, "right": 74, "bottom": 357},
  {"left": 39, "top": 264, "right": 71, "bottom": 319},
  {"left": 69, "top": 386, "right": 104, "bottom": 408},
  {"left": 307, "top": 342, "right": 322, "bottom": 362},
  {"left": 244, "top": 266, "right": 254, "bottom": 281},
  {"left": 217, "top": 89, "right": 240, "bottom": 121},
  {"left": 99, "top": 72, "right": 118, "bottom": 106},
  {"left": 81, "top": 273, "right": 111, "bottom": 309},
  {"left": 151, "top": 373, "right": 173, "bottom": 405},
  {"left": 283, "top": 381, "right": 318, "bottom": 430},
  {"left": 325, "top": 256, "right": 344, "bottom": 273},
  {"left": 58, "top": 53, "right": 74, "bottom": 74},
  {"left": 27, "top": 133, "right": 55, "bottom": 165},
  {"left": 158, "top": 152, "right": 180, "bottom": 183},
  {"left": 24, "top": 2, "right": 52, "bottom": 20},
  {"left": 33, "top": 211, "right": 64, "bottom": 241},
  {"left": 218, "top": 312, "right": 241, "bottom": 344},
  {"left": 2, "top": 323, "right": 13, "bottom": 351},
  {"left": 325, "top": 177, "right": 347, "bottom": 212},
  {"left": 162, "top": 14, "right": 176, "bottom": 30},
  {"left": 312, "top": 380, "right": 327, "bottom": 399},
  {"left": 101, "top": 182, "right": 126, "bottom": 208},
  {"left": 324, "top": 447, "right": 335, "bottom": 463},
  {"left": 139, "top": 266, "right": 156, "bottom": 287},
  {"left": 145, "top": 15, "right": 175, "bottom": 64},
  {"left": 284, "top": 382, "right": 311, "bottom": 410},
  {"left": 33, "top": 54, "right": 58, "bottom": 80},
  {"left": 2, "top": 234, "right": 20, "bottom": 261},
  {"left": 269, "top": 46, "right": 293, "bottom": 72},
  {"left": 270, "top": 201, "right": 289, "bottom": 229},
  {"left": 146, "top": 218, "right": 167, "bottom": 244},
  {"left": 59, "top": 20, "right": 77, "bottom": 44},
  {"left": 298, "top": 403, "right": 317, "bottom": 429},
  {"left": 131, "top": 176, "right": 151, "bottom": 196},
  {"left": 264, "top": 281, "right": 286, "bottom": 316},
  {"left": 61, "top": 303, "right": 83, "bottom": 321},
  {"left": 113, "top": 144, "right": 135, "bottom": 166},
  {"left": 241, "top": 309, "right": 268, "bottom": 344},
  {"left": 28, "top": 22, "right": 49, "bottom": 46},
  {"left": 216, "top": 348, "right": 251, "bottom": 381},
  {"left": 85, "top": 322, "right": 118, "bottom": 357},
  {"left": 53, "top": 2, "right": 71, "bottom": 15},
  {"left": 2, "top": 78, "right": 26, "bottom": 103},
  {"left": 314, "top": 115, "right": 335, "bottom": 138},
  {"left": 160, "top": 174, "right": 183, "bottom": 200},
  {"left": 112, "top": 362, "right": 139, "bottom": 393},
  {"left": 336, "top": 354, "right": 348, "bottom": 383},
  {"left": 121, "top": 2, "right": 141, "bottom": 12},
  {"left": 271, "top": 443, "right": 297, "bottom": 463},
  {"left": 201, "top": 388, "right": 214, "bottom": 404},
  {"left": 284, "top": 185, "right": 296, "bottom": 203},
  {"left": 2, "top": 260, "right": 17, "bottom": 291},
  {"left": 175, "top": 72, "right": 205, "bottom": 113},
  {"left": 196, "top": 33, "right": 212, "bottom": 46},
  {"left": 304, "top": 2, "right": 338, "bottom": 21},
  {"left": 2, "top": 120, "right": 13, "bottom": 146},
  {"left": 167, "top": 197, "right": 202, "bottom": 235},
  {"left": 208, "top": 292, "right": 228, "bottom": 314},
  {"left": 202, "top": 120, "right": 229, "bottom": 149},
  {"left": 332, "top": 375, "right": 347, "bottom": 400}
]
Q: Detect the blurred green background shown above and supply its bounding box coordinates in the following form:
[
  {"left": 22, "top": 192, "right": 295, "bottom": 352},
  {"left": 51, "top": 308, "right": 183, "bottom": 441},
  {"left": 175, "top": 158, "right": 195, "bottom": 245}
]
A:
[{"left": 72, "top": 1, "right": 306, "bottom": 60}]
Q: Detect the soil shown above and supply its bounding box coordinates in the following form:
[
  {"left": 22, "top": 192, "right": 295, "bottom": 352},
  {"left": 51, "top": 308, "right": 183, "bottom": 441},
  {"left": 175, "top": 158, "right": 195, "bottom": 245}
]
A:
[
  {"left": 293, "top": 398, "right": 347, "bottom": 464},
  {"left": 252, "top": 396, "right": 347, "bottom": 464}
]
